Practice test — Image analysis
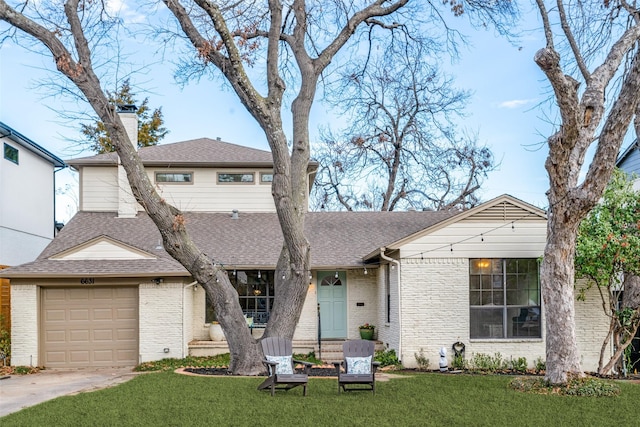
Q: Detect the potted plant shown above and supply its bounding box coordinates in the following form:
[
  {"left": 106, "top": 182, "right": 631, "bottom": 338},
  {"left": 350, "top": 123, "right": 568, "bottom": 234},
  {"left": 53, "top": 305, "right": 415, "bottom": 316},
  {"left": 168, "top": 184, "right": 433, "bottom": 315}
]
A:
[
  {"left": 359, "top": 323, "right": 375, "bottom": 340},
  {"left": 209, "top": 321, "right": 225, "bottom": 341}
]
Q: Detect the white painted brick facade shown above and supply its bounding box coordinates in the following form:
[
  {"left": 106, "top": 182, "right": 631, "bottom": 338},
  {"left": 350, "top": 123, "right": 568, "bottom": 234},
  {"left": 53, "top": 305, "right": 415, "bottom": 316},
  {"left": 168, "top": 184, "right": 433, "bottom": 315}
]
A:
[
  {"left": 346, "top": 269, "right": 378, "bottom": 340},
  {"left": 191, "top": 286, "right": 210, "bottom": 340},
  {"left": 139, "top": 281, "right": 184, "bottom": 362},
  {"left": 10, "top": 283, "right": 39, "bottom": 366},
  {"left": 397, "top": 258, "right": 609, "bottom": 372},
  {"left": 574, "top": 283, "right": 611, "bottom": 371},
  {"left": 293, "top": 278, "right": 318, "bottom": 340}
]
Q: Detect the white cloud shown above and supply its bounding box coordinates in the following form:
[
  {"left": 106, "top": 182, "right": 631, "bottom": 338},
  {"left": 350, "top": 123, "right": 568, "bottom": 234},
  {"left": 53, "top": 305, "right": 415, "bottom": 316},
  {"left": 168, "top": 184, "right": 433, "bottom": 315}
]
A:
[
  {"left": 498, "top": 99, "right": 536, "bottom": 109},
  {"left": 106, "top": 0, "right": 147, "bottom": 24}
]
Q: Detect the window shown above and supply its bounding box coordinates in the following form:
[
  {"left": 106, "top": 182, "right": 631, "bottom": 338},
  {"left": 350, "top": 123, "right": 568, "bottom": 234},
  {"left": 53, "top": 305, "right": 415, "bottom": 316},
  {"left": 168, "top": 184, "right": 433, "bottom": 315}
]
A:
[
  {"left": 469, "top": 259, "right": 541, "bottom": 339},
  {"left": 155, "top": 172, "right": 193, "bottom": 183},
  {"left": 4, "top": 143, "right": 18, "bottom": 164},
  {"left": 206, "top": 270, "right": 274, "bottom": 324},
  {"left": 260, "top": 172, "right": 273, "bottom": 184},
  {"left": 217, "top": 173, "right": 254, "bottom": 183}
]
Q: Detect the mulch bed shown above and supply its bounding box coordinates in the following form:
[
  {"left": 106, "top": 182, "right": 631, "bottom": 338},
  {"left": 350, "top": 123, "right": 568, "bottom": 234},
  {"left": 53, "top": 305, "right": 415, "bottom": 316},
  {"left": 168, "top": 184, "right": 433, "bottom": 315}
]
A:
[{"left": 184, "top": 367, "right": 339, "bottom": 377}]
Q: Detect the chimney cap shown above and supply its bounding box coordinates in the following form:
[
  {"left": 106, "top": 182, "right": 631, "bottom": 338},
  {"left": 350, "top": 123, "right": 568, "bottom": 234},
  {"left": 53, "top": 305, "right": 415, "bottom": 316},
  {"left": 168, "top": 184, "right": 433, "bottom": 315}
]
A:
[{"left": 116, "top": 104, "right": 138, "bottom": 113}]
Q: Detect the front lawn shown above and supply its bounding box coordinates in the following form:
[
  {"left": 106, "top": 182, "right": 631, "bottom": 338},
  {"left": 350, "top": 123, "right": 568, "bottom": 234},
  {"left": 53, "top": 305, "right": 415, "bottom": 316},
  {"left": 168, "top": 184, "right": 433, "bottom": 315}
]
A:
[{"left": 1, "top": 371, "right": 638, "bottom": 426}]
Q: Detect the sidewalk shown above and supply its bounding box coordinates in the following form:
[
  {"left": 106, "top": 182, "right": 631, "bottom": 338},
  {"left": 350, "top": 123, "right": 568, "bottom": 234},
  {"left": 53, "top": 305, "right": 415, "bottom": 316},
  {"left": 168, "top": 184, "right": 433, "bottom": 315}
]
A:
[{"left": 0, "top": 367, "right": 139, "bottom": 418}]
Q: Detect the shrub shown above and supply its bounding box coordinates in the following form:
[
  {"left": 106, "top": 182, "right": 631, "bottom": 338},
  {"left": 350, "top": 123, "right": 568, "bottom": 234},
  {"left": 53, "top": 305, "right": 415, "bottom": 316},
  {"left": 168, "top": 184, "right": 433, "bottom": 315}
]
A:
[
  {"left": 0, "top": 314, "right": 10, "bottom": 366},
  {"left": 469, "top": 352, "right": 505, "bottom": 373},
  {"left": 452, "top": 354, "right": 467, "bottom": 370},
  {"left": 374, "top": 348, "right": 401, "bottom": 368},
  {"left": 293, "top": 351, "right": 323, "bottom": 365},
  {"left": 135, "top": 354, "right": 231, "bottom": 372},
  {"left": 508, "top": 357, "right": 528, "bottom": 373},
  {"left": 534, "top": 357, "right": 546, "bottom": 374},
  {"left": 509, "top": 376, "right": 620, "bottom": 397},
  {"left": 414, "top": 348, "right": 430, "bottom": 371}
]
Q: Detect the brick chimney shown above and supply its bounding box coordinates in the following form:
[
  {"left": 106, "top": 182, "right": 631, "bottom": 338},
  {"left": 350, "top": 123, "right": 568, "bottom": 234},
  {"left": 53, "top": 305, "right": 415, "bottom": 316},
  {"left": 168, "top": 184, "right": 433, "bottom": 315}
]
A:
[{"left": 116, "top": 104, "right": 139, "bottom": 218}]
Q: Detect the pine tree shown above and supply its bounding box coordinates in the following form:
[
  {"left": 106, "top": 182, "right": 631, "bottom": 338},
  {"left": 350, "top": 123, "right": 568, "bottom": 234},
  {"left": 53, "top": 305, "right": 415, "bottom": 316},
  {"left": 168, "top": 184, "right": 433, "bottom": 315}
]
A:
[{"left": 81, "top": 80, "right": 168, "bottom": 154}]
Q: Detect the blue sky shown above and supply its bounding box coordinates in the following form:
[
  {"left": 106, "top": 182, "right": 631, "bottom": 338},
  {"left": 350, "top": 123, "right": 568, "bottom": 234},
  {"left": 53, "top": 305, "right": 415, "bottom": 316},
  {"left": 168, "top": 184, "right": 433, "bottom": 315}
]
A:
[{"left": 0, "top": 5, "right": 558, "bottom": 222}]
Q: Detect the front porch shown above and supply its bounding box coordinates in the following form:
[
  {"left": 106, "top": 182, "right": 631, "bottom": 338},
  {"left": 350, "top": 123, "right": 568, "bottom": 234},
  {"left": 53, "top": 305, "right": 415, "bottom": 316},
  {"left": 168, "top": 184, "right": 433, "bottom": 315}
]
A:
[{"left": 188, "top": 339, "right": 385, "bottom": 364}]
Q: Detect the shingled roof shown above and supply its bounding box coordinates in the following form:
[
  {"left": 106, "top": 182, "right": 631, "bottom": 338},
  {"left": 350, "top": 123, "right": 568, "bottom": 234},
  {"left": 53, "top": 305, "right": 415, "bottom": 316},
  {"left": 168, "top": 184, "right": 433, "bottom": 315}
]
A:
[
  {"left": 1, "top": 209, "right": 458, "bottom": 278},
  {"left": 66, "top": 138, "right": 275, "bottom": 168}
]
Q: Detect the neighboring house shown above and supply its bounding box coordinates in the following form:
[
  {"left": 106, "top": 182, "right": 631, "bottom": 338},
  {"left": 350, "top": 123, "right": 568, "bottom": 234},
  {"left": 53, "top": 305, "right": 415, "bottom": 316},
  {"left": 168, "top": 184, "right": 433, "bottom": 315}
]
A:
[
  {"left": 1, "top": 110, "right": 609, "bottom": 371},
  {"left": 0, "top": 122, "right": 66, "bottom": 330},
  {"left": 617, "top": 139, "right": 640, "bottom": 190}
]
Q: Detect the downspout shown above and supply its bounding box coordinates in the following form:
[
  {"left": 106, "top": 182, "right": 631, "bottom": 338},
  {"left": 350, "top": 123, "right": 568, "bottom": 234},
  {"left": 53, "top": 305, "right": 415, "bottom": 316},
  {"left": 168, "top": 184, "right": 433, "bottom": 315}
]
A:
[
  {"left": 380, "top": 247, "right": 402, "bottom": 362},
  {"left": 182, "top": 280, "right": 198, "bottom": 357}
]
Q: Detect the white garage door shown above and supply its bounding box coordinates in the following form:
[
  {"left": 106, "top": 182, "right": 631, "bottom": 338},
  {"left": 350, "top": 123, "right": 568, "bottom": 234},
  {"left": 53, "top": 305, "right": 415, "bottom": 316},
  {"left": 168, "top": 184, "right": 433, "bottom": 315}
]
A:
[{"left": 42, "top": 287, "right": 138, "bottom": 368}]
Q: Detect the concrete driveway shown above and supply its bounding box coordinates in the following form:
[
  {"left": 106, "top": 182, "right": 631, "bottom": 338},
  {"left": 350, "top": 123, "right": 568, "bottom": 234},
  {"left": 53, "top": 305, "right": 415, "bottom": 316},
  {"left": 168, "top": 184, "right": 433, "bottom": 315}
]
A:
[{"left": 0, "top": 367, "right": 140, "bottom": 417}]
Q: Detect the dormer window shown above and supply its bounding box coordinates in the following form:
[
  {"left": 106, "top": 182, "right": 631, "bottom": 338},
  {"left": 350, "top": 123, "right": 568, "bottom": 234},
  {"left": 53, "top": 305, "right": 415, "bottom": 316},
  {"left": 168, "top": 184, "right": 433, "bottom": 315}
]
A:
[
  {"left": 155, "top": 172, "right": 193, "bottom": 183},
  {"left": 218, "top": 172, "right": 254, "bottom": 183}
]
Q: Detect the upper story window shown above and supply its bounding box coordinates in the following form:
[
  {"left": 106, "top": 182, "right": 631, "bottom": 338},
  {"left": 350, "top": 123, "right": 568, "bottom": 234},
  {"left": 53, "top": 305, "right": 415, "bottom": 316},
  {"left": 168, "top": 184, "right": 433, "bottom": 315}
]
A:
[
  {"left": 260, "top": 173, "right": 273, "bottom": 184},
  {"left": 217, "top": 172, "right": 254, "bottom": 184},
  {"left": 4, "top": 143, "right": 18, "bottom": 164},
  {"left": 155, "top": 172, "right": 193, "bottom": 183},
  {"left": 469, "top": 258, "right": 541, "bottom": 339}
]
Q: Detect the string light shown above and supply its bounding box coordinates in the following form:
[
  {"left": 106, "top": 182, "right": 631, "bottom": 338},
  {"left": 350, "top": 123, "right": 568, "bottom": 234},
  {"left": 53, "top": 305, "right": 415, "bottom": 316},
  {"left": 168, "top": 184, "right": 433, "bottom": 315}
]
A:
[{"left": 400, "top": 211, "right": 543, "bottom": 260}]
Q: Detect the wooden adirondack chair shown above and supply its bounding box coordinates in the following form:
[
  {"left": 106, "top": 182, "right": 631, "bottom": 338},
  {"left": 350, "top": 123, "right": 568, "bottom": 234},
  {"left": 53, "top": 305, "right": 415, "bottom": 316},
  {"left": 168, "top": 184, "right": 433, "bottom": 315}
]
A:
[
  {"left": 333, "top": 340, "right": 380, "bottom": 394},
  {"left": 257, "top": 337, "right": 313, "bottom": 396}
]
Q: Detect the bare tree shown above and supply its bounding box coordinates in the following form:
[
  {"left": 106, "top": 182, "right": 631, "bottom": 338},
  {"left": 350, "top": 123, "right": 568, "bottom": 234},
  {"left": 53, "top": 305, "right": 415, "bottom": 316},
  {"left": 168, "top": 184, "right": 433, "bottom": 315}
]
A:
[
  {"left": 0, "top": 0, "right": 516, "bottom": 374},
  {"left": 311, "top": 43, "right": 495, "bottom": 212},
  {"left": 534, "top": 0, "right": 640, "bottom": 384}
]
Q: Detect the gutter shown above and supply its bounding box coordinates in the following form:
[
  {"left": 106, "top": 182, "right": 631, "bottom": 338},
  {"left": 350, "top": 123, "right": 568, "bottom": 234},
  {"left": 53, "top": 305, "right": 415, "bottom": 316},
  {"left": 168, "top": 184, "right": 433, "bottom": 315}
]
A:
[{"left": 380, "top": 247, "right": 402, "bottom": 362}]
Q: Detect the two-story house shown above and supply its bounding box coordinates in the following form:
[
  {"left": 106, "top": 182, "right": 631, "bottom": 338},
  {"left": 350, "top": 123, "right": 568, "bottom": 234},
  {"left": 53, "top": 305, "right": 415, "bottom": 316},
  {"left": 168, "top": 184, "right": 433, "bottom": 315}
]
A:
[
  {"left": 617, "top": 140, "right": 640, "bottom": 190},
  {"left": 2, "top": 110, "right": 609, "bottom": 371},
  {"left": 0, "top": 122, "right": 66, "bottom": 331}
]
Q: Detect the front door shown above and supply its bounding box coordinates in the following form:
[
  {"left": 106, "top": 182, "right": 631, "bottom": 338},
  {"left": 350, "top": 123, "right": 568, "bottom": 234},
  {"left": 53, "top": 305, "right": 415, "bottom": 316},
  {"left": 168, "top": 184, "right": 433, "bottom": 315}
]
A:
[{"left": 317, "top": 271, "right": 347, "bottom": 338}]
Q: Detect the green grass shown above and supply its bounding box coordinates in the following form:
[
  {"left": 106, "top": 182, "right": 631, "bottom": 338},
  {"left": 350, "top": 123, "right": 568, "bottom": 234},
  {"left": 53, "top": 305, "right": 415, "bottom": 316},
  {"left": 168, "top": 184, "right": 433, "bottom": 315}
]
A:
[{"left": 1, "top": 372, "right": 639, "bottom": 426}]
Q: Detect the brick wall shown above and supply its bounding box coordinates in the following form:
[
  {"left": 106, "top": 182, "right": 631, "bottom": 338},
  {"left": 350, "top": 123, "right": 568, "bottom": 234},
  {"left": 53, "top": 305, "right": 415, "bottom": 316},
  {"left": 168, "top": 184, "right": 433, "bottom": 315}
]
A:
[
  {"left": 10, "top": 283, "right": 38, "bottom": 366},
  {"left": 398, "top": 258, "right": 607, "bottom": 372},
  {"left": 139, "top": 281, "right": 184, "bottom": 362}
]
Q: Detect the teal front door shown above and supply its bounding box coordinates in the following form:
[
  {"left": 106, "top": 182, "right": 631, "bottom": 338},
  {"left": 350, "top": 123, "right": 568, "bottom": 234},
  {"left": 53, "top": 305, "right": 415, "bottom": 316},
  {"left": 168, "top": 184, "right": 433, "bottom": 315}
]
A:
[{"left": 317, "top": 271, "right": 347, "bottom": 338}]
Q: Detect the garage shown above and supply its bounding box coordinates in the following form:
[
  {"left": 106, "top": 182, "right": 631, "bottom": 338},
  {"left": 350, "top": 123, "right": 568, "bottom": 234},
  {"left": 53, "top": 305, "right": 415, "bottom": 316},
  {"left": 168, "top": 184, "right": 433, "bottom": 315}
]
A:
[{"left": 41, "top": 286, "right": 138, "bottom": 368}]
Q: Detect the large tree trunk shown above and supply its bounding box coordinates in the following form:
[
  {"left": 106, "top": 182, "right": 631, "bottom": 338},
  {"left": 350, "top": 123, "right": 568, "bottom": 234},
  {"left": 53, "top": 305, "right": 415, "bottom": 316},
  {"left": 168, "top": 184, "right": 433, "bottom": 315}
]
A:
[{"left": 541, "top": 209, "right": 583, "bottom": 384}]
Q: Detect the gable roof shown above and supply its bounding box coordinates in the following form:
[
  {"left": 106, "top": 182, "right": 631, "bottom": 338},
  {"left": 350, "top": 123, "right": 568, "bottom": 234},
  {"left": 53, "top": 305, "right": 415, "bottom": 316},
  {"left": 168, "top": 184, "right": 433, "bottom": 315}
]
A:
[
  {"left": 0, "top": 121, "right": 66, "bottom": 168},
  {"left": 368, "top": 194, "right": 547, "bottom": 256},
  {"left": 617, "top": 139, "right": 639, "bottom": 167},
  {"left": 67, "top": 138, "right": 274, "bottom": 168},
  {"left": 0, "top": 209, "right": 457, "bottom": 278},
  {"left": 49, "top": 236, "right": 157, "bottom": 260}
]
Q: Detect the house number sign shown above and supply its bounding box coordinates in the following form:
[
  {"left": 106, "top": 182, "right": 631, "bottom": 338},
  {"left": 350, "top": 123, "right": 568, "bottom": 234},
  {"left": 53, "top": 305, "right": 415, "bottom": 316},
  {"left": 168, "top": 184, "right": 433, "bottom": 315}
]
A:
[{"left": 80, "top": 278, "right": 95, "bottom": 285}]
